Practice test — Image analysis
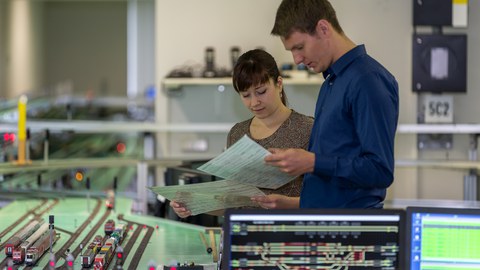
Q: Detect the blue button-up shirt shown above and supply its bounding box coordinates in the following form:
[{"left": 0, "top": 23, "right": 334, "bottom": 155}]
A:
[{"left": 300, "top": 45, "right": 399, "bottom": 208}]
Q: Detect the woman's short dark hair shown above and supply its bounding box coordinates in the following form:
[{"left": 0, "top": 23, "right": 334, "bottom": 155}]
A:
[{"left": 232, "top": 49, "right": 287, "bottom": 105}]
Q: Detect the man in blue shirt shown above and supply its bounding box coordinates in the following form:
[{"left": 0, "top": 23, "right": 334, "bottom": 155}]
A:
[{"left": 260, "top": 0, "right": 399, "bottom": 209}]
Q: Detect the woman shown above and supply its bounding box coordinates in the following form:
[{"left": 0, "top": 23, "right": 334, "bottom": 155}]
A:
[{"left": 170, "top": 49, "right": 313, "bottom": 217}]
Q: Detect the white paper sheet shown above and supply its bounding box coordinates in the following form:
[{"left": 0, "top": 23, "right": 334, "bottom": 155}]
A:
[
  {"left": 149, "top": 179, "right": 265, "bottom": 215},
  {"left": 197, "top": 135, "right": 296, "bottom": 189}
]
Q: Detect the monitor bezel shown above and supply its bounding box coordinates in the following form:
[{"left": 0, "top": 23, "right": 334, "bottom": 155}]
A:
[
  {"left": 406, "top": 206, "right": 480, "bottom": 270},
  {"left": 222, "top": 208, "right": 406, "bottom": 270}
]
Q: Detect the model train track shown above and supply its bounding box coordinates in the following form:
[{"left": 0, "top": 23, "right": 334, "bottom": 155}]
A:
[
  {"left": 74, "top": 213, "right": 119, "bottom": 270},
  {"left": 119, "top": 222, "right": 140, "bottom": 259},
  {"left": 118, "top": 214, "right": 154, "bottom": 269},
  {"left": 34, "top": 198, "right": 60, "bottom": 217},
  {"left": 40, "top": 198, "right": 104, "bottom": 270},
  {"left": 0, "top": 199, "right": 47, "bottom": 249},
  {"left": 0, "top": 199, "right": 58, "bottom": 269}
]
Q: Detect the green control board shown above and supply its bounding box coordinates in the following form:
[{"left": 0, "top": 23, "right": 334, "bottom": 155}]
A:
[{"left": 0, "top": 196, "right": 219, "bottom": 269}]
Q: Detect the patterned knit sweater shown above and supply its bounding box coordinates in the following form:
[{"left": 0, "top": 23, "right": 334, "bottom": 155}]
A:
[{"left": 226, "top": 110, "right": 314, "bottom": 197}]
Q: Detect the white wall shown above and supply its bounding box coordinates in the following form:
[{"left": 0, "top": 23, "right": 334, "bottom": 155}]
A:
[
  {"left": 3, "top": 0, "right": 44, "bottom": 99},
  {"left": 128, "top": 0, "right": 156, "bottom": 98},
  {"left": 156, "top": 0, "right": 285, "bottom": 80},
  {"left": 0, "top": 1, "right": 129, "bottom": 98},
  {"left": 43, "top": 1, "right": 127, "bottom": 96},
  {"left": 155, "top": 0, "right": 480, "bottom": 201}
]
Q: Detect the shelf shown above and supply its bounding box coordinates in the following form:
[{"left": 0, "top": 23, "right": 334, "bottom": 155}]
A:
[
  {"left": 0, "top": 121, "right": 234, "bottom": 133},
  {"left": 0, "top": 157, "right": 210, "bottom": 174},
  {"left": 2, "top": 157, "right": 479, "bottom": 174},
  {"left": 5, "top": 121, "right": 480, "bottom": 135},
  {"left": 395, "top": 159, "right": 480, "bottom": 170},
  {"left": 397, "top": 124, "right": 480, "bottom": 134},
  {"left": 4, "top": 121, "right": 480, "bottom": 135},
  {"left": 162, "top": 76, "right": 324, "bottom": 90}
]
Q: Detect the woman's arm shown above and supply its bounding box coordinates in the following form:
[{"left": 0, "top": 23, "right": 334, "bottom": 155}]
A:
[{"left": 251, "top": 194, "right": 300, "bottom": 209}]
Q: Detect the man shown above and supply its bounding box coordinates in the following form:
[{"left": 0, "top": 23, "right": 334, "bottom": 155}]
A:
[{"left": 260, "top": 0, "right": 399, "bottom": 208}]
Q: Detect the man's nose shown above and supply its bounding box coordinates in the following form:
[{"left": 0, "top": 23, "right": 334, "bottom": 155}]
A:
[{"left": 293, "top": 52, "right": 304, "bottom": 65}]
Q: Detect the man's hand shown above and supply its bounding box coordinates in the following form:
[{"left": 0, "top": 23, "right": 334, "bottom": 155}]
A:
[{"left": 264, "top": 148, "right": 315, "bottom": 176}]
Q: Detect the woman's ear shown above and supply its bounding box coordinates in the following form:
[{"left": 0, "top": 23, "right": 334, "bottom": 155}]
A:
[{"left": 277, "top": 76, "right": 283, "bottom": 88}]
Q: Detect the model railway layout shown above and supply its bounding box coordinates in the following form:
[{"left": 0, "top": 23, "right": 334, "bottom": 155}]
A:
[{"left": 0, "top": 196, "right": 216, "bottom": 269}]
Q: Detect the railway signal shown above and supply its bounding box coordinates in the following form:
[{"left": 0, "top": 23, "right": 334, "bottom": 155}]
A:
[
  {"left": 75, "top": 170, "right": 84, "bottom": 181},
  {"left": 147, "top": 260, "right": 157, "bottom": 270},
  {"left": 6, "top": 259, "right": 13, "bottom": 270},
  {"left": 49, "top": 215, "right": 54, "bottom": 254},
  {"left": 66, "top": 251, "right": 74, "bottom": 270},
  {"left": 44, "top": 129, "right": 49, "bottom": 163},
  {"left": 49, "top": 253, "right": 55, "bottom": 270},
  {"left": 116, "top": 245, "right": 124, "bottom": 265},
  {"left": 86, "top": 177, "right": 91, "bottom": 213},
  {"left": 26, "top": 128, "right": 31, "bottom": 161}
]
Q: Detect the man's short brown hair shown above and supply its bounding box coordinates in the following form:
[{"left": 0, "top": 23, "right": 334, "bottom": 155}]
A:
[{"left": 271, "top": 0, "right": 343, "bottom": 38}]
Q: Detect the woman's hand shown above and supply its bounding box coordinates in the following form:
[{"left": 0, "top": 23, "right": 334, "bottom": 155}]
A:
[
  {"left": 251, "top": 194, "right": 300, "bottom": 209},
  {"left": 169, "top": 200, "right": 192, "bottom": 218}
]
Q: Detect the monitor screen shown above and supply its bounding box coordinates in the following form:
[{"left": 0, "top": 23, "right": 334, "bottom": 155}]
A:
[
  {"left": 222, "top": 208, "right": 405, "bottom": 270},
  {"left": 406, "top": 206, "right": 480, "bottom": 270}
]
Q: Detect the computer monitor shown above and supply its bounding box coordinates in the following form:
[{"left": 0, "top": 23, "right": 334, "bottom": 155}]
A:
[
  {"left": 406, "top": 206, "right": 480, "bottom": 270},
  {"left": 222, "top": 208, "right": 405, "bottom": 270}
]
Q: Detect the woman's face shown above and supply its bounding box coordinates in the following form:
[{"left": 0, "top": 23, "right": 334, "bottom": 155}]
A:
[{"left": 239, "top": 77, "right": 283, "bottom": 119}]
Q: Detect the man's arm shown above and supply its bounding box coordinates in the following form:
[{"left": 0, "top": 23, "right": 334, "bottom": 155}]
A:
[{"left": 311, "top": 72, "right": 398, "bottom": 189}]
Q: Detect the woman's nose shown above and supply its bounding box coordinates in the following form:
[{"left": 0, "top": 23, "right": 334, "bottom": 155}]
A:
[{"left": 251, "top": 95, "right": 260, "bottom": 105}]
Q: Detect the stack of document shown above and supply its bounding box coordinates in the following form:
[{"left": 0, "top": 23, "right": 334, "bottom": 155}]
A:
[{"left": 149, "top": 135, "right": 296, "bottom": 215}]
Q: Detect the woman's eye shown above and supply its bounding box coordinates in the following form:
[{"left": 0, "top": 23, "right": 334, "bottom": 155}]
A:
[
  {"left": 241, "top": 94, "right": 250, "bottom": 98},
  {"left": 257, "top": 89, "right": 267, "bottom": 95}
]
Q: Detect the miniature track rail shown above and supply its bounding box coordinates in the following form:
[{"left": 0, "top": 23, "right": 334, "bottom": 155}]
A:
[
  {"left": 0, "top": 199, "right": 47, "bottom": 250},
  {"left": 118, "top": 214, "right": 154, "bottom": 269},
  {"left": 42, "top": 198, "right": 105, "bottom": 270},
  {"left": 0, "top": 199, "right": 58, "bottom": 269}
]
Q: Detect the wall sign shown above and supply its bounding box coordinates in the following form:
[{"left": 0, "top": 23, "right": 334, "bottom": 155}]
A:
[{"left": 423, "top": 94, "right": 454, "bottom": 123}]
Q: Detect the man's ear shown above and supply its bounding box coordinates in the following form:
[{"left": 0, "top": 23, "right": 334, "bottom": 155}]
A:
[{"left": 315, "top": 19, "right": 330, "bottom": 36}]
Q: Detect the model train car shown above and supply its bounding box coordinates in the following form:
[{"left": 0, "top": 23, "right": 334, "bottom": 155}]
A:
[
  {"left": 5, "top": 219, "right": 44, "bottom": 256},
  {"left": 12, "top": 223, "right": 49, "bottom": 264},
  {"left": 25, "top": 228, "right": 57, "bottom": 266},
  {"left": 93, "top": 238, "right": 116, "bottom": 270},
  {"left": 105, "top": 190, "right": 115, "bottom": 209},
  {"left": 80, "top": 235, "right": 104, "bottom": 268},
  {"left": 104, "top": 219, "right": 115, "bottom": 235},
  {"left": 110, "top": 223, "right": 127, "bottom": 245}
]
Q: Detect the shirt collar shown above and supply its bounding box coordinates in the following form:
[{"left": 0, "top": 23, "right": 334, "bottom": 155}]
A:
[{"left": 322, "top": 44, "right": 366, "bottom": 79}]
